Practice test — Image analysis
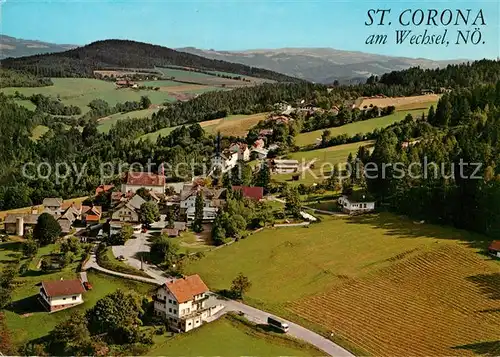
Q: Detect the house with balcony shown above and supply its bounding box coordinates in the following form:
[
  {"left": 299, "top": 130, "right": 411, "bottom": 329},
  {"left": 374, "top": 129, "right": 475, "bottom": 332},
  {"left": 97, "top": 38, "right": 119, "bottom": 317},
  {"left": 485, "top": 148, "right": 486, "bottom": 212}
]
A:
[
  {"left": 153, "top": 275, "right": 224, "bottom": 332},
  {"left": 39, "top": 279, "right": 86, "bottom": 312}
]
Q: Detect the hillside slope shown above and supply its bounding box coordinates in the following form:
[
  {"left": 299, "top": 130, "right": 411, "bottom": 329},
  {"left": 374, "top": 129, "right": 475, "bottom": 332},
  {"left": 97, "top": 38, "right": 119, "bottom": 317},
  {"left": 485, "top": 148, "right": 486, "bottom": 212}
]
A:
[
  {"left": 1, "top": 40, "right": 303, "bottom": 83},
  {"left": 178, "top": 47, "right": 466, "bottom": 84}
]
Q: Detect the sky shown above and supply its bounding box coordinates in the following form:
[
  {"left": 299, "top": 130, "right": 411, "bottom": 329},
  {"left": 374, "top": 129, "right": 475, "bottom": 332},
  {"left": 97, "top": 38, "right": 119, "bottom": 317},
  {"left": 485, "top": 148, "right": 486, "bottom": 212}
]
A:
[{"left": 1, "top": 0, "right": 499, "bottom": 60}]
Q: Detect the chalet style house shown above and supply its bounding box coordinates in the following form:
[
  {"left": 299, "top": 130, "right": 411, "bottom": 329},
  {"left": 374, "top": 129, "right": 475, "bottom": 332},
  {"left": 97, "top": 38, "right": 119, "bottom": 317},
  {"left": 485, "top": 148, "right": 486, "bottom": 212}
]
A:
[
  {"left": 153, "top": 275, "right": 224, "bottom": 332},
  {"left": 39, "top": 279, "right": 86, "bottom": 312}
]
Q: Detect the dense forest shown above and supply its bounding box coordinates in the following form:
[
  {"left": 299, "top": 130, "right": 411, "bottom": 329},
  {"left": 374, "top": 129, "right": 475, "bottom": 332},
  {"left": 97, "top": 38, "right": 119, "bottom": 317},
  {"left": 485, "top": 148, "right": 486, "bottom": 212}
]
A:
[
  {"left": 0, "top": 40, "right": 303, "bottom": 83},
  {"left": 365, "top": 81, "right": 500, "bottom": 237},
  {"left": 0, "top": 68, "right": 53, "bottom": 88}
]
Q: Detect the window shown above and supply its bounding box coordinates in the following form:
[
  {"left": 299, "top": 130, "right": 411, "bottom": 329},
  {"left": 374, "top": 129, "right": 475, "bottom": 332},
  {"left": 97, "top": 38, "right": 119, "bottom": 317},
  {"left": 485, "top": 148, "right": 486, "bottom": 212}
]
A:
[
  {"left": 173, "top": 310, "right": 177, "bottom": 314},
  {"left": 63, "top": 298, "right": 66, "bottom": 300},
  {"left": 72, "top": 296, "right": 77, "bottom": 301},
  {"left": 168, "top": 299, "right": 172, "bottom": 304},
  {"left": 173, "top": 301, "right": 177, "bottom": 305},
  {"left": 169, "top": 308, "right": 172, "bottom": 313},
  {"left": 188, "top": 322, "right": 192, "bottom": 326}
]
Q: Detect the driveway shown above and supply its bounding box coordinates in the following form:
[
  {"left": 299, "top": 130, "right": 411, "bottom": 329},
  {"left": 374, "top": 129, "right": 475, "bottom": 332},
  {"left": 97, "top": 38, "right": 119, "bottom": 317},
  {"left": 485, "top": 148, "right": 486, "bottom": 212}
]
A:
[
  {"left": 111, "top": 231, "right": 167, "bottom": 283},
  {"left": 211, "top": 295, "right": 354, "bottom": 357}
]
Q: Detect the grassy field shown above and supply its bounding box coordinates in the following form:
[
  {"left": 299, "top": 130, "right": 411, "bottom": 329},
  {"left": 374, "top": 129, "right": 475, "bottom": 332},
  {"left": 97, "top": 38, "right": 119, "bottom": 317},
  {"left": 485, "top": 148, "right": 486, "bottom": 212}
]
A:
[
  {"left": 185, "top": 213, "right": 499, "bottom": 356},
  {"left": 30, "top": 125, "right": 50, "bottom": 141},
  {"left": 15, "top": 99, "right": 37, "bottom": 111},
  {"left": 156, "top": 67, "right": 265, "bottom": 87},
  {"left": 5, "top": 265, "right": 154, "bottom": 344},
  {"left": 273, "top": 141, "right": 374, "bottom": 185},
  {"left": 203, "top": 112, "right": 268, "bottom": 137},
  {"left": 0, "top": 78, "right": 176, "bottom": 114},
  {"left": 149, "top": 315, "right": 319, "bottom": 356},
  {"left": 358, "top": 94, "right": 440, "bottom": 109},
  {"left": 295, "top": 104, "right": 435, "bottom": 147},
  {"left": 137, "top": 117, "right": 223, "bottom": 142},
  {"left": 97, "top": 108, "right": 160, "bottom": 133}
]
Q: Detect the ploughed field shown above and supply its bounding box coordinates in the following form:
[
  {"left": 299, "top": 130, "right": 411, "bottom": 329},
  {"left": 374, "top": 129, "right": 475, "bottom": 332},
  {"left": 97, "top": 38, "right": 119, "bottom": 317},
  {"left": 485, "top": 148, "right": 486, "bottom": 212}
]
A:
[{"left": 185, "top": 213, "right": 500, "bottom": 356}]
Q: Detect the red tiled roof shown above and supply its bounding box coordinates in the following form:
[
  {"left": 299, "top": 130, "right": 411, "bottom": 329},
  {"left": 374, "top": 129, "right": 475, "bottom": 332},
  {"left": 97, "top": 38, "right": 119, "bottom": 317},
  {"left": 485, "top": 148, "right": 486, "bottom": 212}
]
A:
[
  {"left": 41, "top": 279, "right": 85, "bottom": 297},
  {"left": 165, "top": 274, "right": 209, "bottom": 303},
  {"left": 85, "top": 215, "right": 100, "bottom": 222},
  {"left": 95, "top": 184, "right": 114, "bottom": 195},
  {"left": 489, "top": 241, "right": 500, "bottom": 252},
  {"left": 232, "top": 186, "right": 264, "bottom": 201},
  {"left": 125, "top": 172, "right": 165, "bottom": 187}
]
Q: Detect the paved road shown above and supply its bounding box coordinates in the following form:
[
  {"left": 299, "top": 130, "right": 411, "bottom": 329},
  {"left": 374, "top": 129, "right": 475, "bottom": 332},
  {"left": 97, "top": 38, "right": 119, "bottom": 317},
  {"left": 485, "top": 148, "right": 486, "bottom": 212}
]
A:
[
  {"left": 213, "top": 296, "right": 354, "bottom": 357},
  {"left": 111, "top": 231, "right": 167, "bottom": 283}
]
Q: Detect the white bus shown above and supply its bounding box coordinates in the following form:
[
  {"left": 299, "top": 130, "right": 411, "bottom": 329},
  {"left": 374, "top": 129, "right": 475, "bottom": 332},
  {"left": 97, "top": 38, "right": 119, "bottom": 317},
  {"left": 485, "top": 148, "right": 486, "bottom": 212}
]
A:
[{"left": 267, "top": 316, "right": 289, "bottom": 333}]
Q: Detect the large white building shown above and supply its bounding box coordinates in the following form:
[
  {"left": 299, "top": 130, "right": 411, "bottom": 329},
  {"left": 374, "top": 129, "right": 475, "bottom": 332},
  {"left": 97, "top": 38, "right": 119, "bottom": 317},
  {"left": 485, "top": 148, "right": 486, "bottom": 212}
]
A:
[
  {"left": 337, "top": 195, "right": 375, "bottom": 214},
  {"left": 121, "top": 172, "right": 166, "bottom": 194},
  {"left": 179, "top": 186, "right": 226, "bottom": 222},
  {"left": 39, "top": 279, "right": 86, "bottom": 312},
  {"left": 153, "top": 275, "right": 224, "bottom": 332}
]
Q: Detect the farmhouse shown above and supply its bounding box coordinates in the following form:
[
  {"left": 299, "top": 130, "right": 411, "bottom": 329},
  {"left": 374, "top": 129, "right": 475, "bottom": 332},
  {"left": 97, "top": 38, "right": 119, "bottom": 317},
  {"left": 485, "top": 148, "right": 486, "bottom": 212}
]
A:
[
  {"left": 121, "top": 172, "right": 166, "bottom": 194},
  {"left": 4, "top": 214, "right": 40, "bottom": 236},
  {"left": 111, "top": 194, "right": 146, "bottom": 223},
  {"left": 43, "top": 197, "right": 63, "bottom": 214},
  {"left": 271, "top": 159, "right": 299, "bottom": 174},
  {"left": 39, "top": 279, "right": 85, "bottom": 312},
  {"left": 338, "top": 195, "right": 375, "bottom": 214},
  {"left": 95, "top": 184, "right": 114, "bottom": 196},
  {"left": 488, "top": 241, "right": 500, "bottom": 258},
  {"left": 153, "top": 275, "right": 224, "bottom": 332}
]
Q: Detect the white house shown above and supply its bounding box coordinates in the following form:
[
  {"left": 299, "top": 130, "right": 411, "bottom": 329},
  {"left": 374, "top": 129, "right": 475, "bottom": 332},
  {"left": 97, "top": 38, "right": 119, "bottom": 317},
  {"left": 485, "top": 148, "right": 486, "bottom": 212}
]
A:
[
  {"left": 39, "top": 279, "right": 85, "bottom": 312},
  {"left": 252, "top": 147, "right": 269, "bottom": 160},
  {"left": 229, "top": 143, "right": 250, "bottom": 162},
  {"left": 180, "top": 187, "right": 226, "bottom": 222},
  {"left": 153, "top": 275, "right": 224, "bottom": 332},
  {"left": 211, "top": 152, "right": 238, "bottom": 173},
  {"left": 337, "top": 195, "right": 375, "bottom": 214},
  {"left": 121, "top": 172, "right": 166, "bottom": 194},
  {"left": 272, "top": 159, "right": 299, "bottom": 174}
]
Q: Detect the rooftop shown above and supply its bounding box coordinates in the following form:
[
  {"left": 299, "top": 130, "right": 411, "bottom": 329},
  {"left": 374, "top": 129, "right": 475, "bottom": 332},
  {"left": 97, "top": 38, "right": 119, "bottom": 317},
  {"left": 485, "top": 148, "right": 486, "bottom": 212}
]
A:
[
  {"left": 232, "top": 186, "right": 264, "bottom": 201},
  {"left": 125, "top": 172, "right": 165, "bottom": 187},
  {"left": 41, "top": 279, "right": 85, "bottom": 297},
  {"left": 489, "top": 241, "right": 500, "bottom": 252},
  {"left": 164, "top": 274, "right": 209, "bottom": 303}
]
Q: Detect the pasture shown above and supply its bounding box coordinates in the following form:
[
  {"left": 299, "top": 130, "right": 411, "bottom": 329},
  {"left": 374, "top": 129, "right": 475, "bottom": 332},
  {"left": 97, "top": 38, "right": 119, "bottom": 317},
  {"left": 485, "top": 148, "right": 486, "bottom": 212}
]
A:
[
  {"left": 185, "top": 213, "right": 499, "bottom": 355},
  {"left": 295, "top": 106, "right": 433, "bottom": 147},
  {"left": 30, "top": 125, "right": 50, "bottom": 141},
  {"left": 149, "top": 315, "right": 319, "bottom": 356},
  {"left": 273, "top": 141, "right": 374, "bottom": 185},
  {"left": 97, "top": 108, "right": 160, "bottom": 133},
  {"left": 156, "top": 67, "right": 268, "bottom": 87},
  {"left": 136, "top": 117, "right": 223, "bottom": 142},
  {"left": 0, "top": 78, "right": 176, "bottom": 114}
]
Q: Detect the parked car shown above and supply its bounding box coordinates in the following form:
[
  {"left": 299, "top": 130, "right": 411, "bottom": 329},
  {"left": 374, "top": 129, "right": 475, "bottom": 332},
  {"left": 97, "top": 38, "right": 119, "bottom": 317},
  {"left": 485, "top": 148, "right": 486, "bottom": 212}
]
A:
[
  {"left": 117, "top": 255, "right": 125, "bottom": 261},
  {"left": 83, "top": 281, "right": 93, "bottom": 290}
]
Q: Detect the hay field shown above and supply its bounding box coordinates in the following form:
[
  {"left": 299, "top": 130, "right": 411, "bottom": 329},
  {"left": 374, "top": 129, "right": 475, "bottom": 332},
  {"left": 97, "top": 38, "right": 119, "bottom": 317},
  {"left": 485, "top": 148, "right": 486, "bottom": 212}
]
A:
[
  {"left": 288, "top": 244, "right": 500, "bottom": 356},
  {"left": 204, "top": 113, "right": 268, "bottom": 137},
  {"left": 358, "top": 94, "right": 440, "bottom": 109}
]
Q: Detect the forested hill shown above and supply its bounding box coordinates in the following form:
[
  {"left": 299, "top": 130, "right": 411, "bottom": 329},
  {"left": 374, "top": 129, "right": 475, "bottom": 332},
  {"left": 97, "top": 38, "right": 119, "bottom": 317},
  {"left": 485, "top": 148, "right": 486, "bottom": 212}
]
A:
[
  {"left": 0, "top": 39, "right": 303, "bottom": 83},
  {"left": 374, "top": 59, "right": 500, "bottom": 88}
]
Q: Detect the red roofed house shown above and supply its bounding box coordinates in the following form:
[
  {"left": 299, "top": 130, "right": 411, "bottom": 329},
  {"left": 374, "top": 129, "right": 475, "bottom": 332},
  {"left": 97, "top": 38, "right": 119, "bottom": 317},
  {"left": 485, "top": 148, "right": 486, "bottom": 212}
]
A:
[
  {"left": 95, "top": 184, "right": 115, "bottom": 196},
  {"left": 39, "top": 279, "right": 86, "bottom": 312},
  {"left": 121, "top": 172, "right": 166, "bottom": 194},
  {"left": 153, "top": 274, "right": 224, "bottom": 332},
  {"left": 232, "top": 186, "right": 264, "bottom": 201},
  {"left": 488, "top": 241, "right": 500, "bottom": 258}
]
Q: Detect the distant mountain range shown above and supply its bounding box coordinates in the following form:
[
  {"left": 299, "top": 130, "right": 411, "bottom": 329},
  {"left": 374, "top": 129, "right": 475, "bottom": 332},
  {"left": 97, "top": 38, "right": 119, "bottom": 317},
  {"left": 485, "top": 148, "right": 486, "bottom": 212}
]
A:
[
  {"left": 0, "top": 35, "right": 77, "bottom": 59},
  {"left": 1, "top": 35, "right": 468, "bottom": 84},
  {"left": 178, "top": 47, "right": 467, "bottom": 84}
]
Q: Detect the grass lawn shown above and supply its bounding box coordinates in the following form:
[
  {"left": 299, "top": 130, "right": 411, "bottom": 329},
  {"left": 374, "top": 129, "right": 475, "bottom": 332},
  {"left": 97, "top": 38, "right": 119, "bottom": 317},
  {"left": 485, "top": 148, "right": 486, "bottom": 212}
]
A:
[
  {"left": 140, "top": 80, "right": 181, "bottom": 87},
  {"left": 295, "top": 104, "right": 435, "bottom": 147},
  {"left": 30, "top": 125, "right": 50, "bottom": 141},
  {"left": 184, "top": 213, "right": 499, "bottom": 355},
  {"left": 273, "top": 141, "right": 374, "bottom": 185},
  {"left": 97, "top": 108, "right": 160, "bottom": 133},
  {"left": 15, "top": 99, "right": 36, "bottom": 111},
  {"left": 0, "top": 78, "right": 175, "bottom": 114},
  {"left": 148, "top": 315, "right": 319, "bottom": 356},
  {"left": 4, "top": 267, "right": 154, "bottom": 344},
  {"left": 174, "top": 231, "right": 212, "bottom": 254}
]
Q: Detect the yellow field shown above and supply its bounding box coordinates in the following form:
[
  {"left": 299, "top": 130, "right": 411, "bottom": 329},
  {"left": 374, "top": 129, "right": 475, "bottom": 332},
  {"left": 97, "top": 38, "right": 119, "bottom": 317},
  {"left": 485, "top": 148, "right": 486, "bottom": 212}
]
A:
[
  {"left": 358, "top": 94, "right": 440, "bottom": 109},
  {"left": 204, "top": 113, "right": 268, "bottom": 137},
  {"left": 288, "top": 244, "right": 500, "bottom": 356}
]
